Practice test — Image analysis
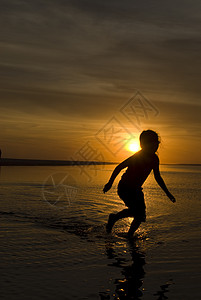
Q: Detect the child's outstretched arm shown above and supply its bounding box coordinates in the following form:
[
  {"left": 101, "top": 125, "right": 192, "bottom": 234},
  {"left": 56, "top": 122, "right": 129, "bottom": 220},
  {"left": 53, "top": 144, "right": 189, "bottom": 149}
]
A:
[
  {"left": 103, "top": 158, "right": 130, "bottom": 193},
  {"left": 153, "top": 158, "right": 176, "bottom": 203}
]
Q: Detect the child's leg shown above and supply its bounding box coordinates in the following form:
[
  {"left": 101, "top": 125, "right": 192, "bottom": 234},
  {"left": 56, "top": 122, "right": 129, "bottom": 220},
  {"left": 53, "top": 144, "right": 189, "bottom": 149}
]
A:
[
  {"left": 106, "top": 209, "right": 133, "bottom": 233},
  {"left": 127, "top": 218, "right": 141, "bottom": 237},
  {"left": 115, "top": 208, "right": 133, "bottom": 220}
]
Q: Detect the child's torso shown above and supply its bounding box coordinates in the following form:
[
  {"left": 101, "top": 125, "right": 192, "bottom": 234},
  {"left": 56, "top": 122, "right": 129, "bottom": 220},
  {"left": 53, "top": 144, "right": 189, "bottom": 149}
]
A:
[{"left": 120, "top": 151, "right": 157, "bottom": 188}]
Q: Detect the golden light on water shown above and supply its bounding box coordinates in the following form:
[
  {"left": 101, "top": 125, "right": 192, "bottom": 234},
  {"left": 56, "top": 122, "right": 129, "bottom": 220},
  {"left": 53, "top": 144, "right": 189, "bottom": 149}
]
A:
[{"left": 126, "top": 139, "right": 141, "bottom": 153}]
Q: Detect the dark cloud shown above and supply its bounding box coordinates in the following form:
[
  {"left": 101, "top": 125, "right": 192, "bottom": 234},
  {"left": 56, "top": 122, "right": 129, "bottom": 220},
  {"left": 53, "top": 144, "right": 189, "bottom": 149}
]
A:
[{"left": 1, "top": 0, "right": 200, "bottom": 99}]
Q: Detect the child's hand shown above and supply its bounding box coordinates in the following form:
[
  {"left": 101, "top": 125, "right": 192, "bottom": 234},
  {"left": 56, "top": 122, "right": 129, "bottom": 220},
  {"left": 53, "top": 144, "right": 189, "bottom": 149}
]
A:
[
  {"left": 168, "top": 193, "right": 176, "bottom": 203},
  {"left": 103, "top": 182, "right": 112, "bottom": 193}
]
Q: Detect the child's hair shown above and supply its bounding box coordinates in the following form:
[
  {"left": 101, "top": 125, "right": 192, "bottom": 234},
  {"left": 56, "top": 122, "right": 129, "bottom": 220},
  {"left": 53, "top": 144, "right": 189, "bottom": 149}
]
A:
[{"left": 140, "top": 130, "right": 160, "bottom": 148}]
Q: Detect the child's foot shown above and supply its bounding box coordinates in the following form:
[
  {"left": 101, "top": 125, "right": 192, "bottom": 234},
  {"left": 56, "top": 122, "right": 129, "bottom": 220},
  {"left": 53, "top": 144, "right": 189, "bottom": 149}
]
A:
[{"left": 106, "top": 213, "right": 116, "bottom": 233}]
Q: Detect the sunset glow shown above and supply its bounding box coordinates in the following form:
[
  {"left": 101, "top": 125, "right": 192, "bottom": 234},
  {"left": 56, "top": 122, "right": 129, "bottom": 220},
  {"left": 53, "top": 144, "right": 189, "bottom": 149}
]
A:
[
  {"left": 126, "top": 140, "right": 141, "bottom": 153},
  {"left": 0, "top": 1, "right": 200, "bottom": 164}
]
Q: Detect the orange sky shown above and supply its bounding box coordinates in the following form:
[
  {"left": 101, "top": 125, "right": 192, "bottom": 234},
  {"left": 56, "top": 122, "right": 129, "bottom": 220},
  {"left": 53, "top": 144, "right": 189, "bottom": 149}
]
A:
[{"left": 0, "top": 1, "right": 201, "bottom": 164}]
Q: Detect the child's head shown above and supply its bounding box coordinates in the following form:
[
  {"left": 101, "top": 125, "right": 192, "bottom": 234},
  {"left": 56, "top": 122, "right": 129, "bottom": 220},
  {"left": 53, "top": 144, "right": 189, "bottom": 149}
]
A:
[{"left": 140, "top": 130, "right": 160, "bottom": 153}]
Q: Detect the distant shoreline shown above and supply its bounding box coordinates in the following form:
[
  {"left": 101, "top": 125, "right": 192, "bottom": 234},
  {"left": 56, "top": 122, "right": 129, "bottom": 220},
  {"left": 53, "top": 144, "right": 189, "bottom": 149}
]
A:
[
  {"left": 0, "top": 158, "right": 117, "bottom": 166},
  {"left": 161, "top": 163, "right": 201, "bottom": 166},
  {"left": 0, "top": 158, "right": 200, "bottom": 166}
]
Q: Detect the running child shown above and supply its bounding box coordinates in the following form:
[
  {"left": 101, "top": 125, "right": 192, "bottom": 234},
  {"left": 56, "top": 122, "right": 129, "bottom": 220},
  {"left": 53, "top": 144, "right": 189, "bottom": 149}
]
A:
[{"left": 103, "top": 130, "right": 176, "bottom": 237}]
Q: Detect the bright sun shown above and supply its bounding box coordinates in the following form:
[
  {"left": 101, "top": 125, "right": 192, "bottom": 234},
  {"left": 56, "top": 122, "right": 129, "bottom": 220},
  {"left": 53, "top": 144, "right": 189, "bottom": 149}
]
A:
[{"left": 126, "top": 140, "right": 141, "bottom": 153}]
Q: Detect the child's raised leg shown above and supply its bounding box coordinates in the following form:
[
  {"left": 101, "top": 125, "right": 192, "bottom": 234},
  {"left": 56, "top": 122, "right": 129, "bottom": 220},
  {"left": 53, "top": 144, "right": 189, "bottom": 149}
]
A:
[{"left": 106, "top": 209, "right": 133, "bottom": 233}]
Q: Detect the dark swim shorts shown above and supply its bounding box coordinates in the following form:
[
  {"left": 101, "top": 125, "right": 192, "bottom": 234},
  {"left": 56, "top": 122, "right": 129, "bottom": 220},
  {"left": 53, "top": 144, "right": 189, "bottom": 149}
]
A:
[{"left": 117, "top": 181, "right": 146, "bottom": 222}]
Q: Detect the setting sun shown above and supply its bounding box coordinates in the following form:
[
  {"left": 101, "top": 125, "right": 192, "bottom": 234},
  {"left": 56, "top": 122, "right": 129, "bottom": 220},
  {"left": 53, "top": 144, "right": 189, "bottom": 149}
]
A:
[{"left": 126, "top": 140, "right": 141, "bottom": 153}]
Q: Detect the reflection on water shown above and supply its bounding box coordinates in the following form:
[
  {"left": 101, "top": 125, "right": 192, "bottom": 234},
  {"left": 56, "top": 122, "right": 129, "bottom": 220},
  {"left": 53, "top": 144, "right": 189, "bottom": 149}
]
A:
[
  {"left": 101, "top": 239, "right": 146, "bottom": 299},
  {"left": 153, "top": 280, "right": 173, "bottom": 300},
  {"left": 0, "top": 165, "right": 200, "bottom": 299},
  {"left": 101, "top": 236, "right": 173, "bottom": 300}
]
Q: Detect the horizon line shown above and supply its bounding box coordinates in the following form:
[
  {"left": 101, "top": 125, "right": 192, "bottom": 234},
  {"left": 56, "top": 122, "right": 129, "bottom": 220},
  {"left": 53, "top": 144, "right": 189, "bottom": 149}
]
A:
[{"left": 0, "top": 158, "right": 200, "bottom": 166}]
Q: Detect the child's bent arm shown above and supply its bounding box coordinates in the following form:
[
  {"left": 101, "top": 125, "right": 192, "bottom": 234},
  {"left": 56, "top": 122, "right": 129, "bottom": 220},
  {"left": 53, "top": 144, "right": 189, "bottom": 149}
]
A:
[
  {"left": 154, "top": 173, "right": 170, "bottom": 195},
  {"left": 153, "top": 161, "right": 176, "bottom": 203},
  {"left": 103, "top": 158, "right": 130, "bottom": 193}
]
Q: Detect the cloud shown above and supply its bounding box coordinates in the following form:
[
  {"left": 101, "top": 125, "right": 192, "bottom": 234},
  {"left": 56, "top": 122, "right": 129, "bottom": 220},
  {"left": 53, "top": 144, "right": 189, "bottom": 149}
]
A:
[
  {"left": 0, "top": 0, "right": 201, "bottom": 161},
  {"left": 1, "top": 0, "right": 201, "bottom": 99}
]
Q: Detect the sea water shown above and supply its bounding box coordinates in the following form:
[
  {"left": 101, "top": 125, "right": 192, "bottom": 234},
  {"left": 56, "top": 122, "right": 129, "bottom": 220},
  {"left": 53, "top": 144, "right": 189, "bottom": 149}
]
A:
[{"left": 0, "top": 164, "right": 201, "bottom": 299}]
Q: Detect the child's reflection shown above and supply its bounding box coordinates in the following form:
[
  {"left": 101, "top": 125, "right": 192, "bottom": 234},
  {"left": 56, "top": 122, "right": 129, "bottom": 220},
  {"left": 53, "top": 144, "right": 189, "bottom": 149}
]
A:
[{"left": 104, "top": 239, "right": 146, "bottom": 299}]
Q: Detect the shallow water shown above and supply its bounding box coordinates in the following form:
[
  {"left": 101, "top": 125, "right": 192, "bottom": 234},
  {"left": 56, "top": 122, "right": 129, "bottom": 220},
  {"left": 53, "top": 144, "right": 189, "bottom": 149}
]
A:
[{"left": 0, "top": 164, "right": 201, "bottom": 299}]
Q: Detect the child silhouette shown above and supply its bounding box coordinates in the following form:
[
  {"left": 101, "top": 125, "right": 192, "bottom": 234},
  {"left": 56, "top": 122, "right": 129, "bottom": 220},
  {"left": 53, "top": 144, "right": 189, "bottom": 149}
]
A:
[{"left": 103, "top": 130, "right": 176, "bottom": 237}]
